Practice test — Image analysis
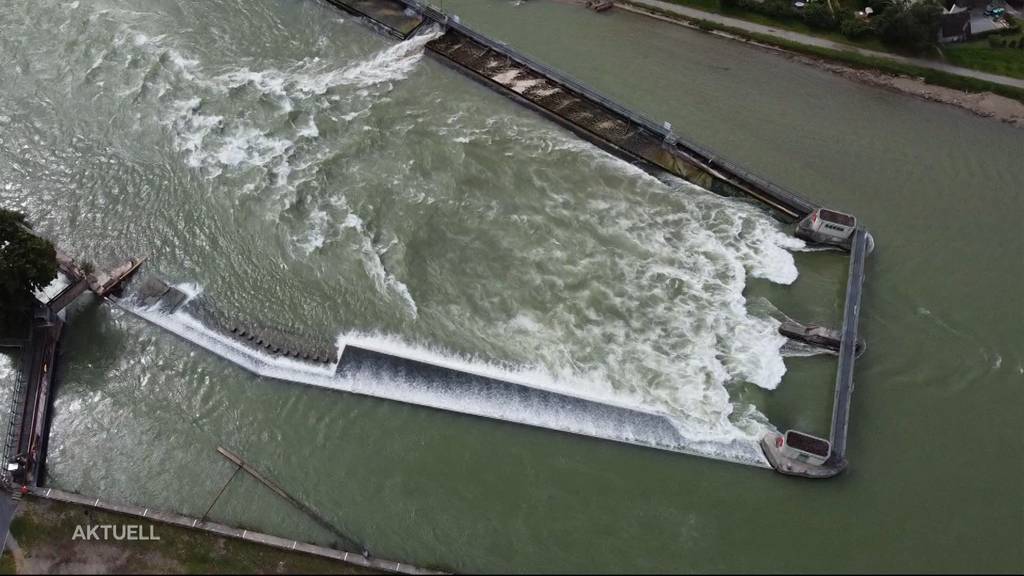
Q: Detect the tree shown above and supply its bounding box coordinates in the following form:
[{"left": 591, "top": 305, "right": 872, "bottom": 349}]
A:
[
  {"left": 0, "top": 208, "right": 57, "bottom": 322},
  {"left": 874, "top": 0, "right": 943, "bottom": 52}
]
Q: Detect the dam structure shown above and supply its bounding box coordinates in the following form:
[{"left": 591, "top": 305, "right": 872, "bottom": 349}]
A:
[
  {"left": 3, "top": 0, "right": 871, "bottom": 480},
  {"left": 115, "top": 278, "right": 773, "bottom": 468},
  {"left": 317, "top": 1, "right": 871, "bottom": 475}
]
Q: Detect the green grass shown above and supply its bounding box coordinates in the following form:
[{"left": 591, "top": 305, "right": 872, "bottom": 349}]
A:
[
  {"left": 734, "top": 24, "right": 1024, "bottom": 101},
  {"left": 651, "top": 0, "right": 890, "bottom": 51},
  {"left": 942, "top": 35, "right": 1024, "bottom": 80},
  {"left": 6, "top": 498, "right": 384, "bottom": 574},
  {"left": 633, "top": 0, "right": 1024, "bottom": 81},
  {"left": 622, "top": 0, "right": 1024, "bottom": 103}
]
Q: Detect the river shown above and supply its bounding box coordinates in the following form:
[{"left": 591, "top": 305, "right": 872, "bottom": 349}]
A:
[{"left": 0, "top": 0, "right": 1021, "bottom": 572}]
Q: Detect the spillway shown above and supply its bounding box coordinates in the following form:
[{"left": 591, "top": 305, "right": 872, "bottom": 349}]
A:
[{"left": 116, "top": 280, "right": 771, "bottom": 468}]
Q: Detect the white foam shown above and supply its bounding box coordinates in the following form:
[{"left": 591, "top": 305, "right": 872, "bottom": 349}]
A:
[
  {"left": 430, "top": 117, "right": 801, "bottom": 438},
  {"left": 342, "top": 213, "right": 418, "bottom": 319},
  {"left": 119, "top": 300, "right": 768, "bottom": 467},
  {"left": 155, "top": 27, "right": 442, "bottom": 199},
  {"left": 173, "top": 282, "right": 204, "bottom": 305},
  {"left": 298, "top": 208, "right": 330, "bottom": 254},
  {"left": 297, "top": 115, "right": 319, "bottom": 139},
  {"left": 209, "top": 26, "right": 443, "bottom": 100}
]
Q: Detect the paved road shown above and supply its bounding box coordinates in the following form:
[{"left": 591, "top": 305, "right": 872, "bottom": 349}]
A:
[{"left": 619, "top": 0, "right": 1024, "bottom": 90}]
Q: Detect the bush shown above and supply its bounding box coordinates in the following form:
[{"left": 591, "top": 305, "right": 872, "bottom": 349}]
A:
[
  {"left": 804, "top": 2, "right": 837, "bottom": 29},
  {"left": 840, "top": 16, "right": 874, "bottom": 39},
  {"left": 1004, "top": 15, "right": 1021, "bottom": 34},
  {"left": 695, "top": 18, "right": 716, "bottom": 31},
  {"left": 728, "top": 0, "right": 802, "bottom": 21}
]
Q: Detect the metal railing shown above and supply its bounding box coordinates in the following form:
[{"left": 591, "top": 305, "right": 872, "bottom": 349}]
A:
[
  {"left": 1, "top": 341, "right": 30, "bottom": 487},
  {"left": 829, "top": 227, "right": 869, "bottom": 462}
]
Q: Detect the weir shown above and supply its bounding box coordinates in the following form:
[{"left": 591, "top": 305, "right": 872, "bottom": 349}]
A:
[
  {"left": 2, "top": 0, "right": 872, "bottom": 490},
  {"left": 319, "top": 0, "right": 872, "bottom": 477},
  {"left": 113, "top": 279, "right": 771, "bottom": 468}
]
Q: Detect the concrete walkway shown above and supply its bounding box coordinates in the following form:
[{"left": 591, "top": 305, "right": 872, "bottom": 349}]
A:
[{"left": 618, "top": 0, "right": 1024, "bottom": 90}]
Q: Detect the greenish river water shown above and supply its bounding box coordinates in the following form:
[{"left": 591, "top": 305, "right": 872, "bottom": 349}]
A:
[{"left": 0, "top": 0, "right": 1021, "bottom": 572}]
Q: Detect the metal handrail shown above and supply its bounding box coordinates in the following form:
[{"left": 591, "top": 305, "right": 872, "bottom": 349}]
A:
[{"left": 2, "top": 342, "right": 29, "bottom": 487}]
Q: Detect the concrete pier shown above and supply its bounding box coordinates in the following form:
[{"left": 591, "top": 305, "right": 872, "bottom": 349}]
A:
[
  {"left": 4, "top": 304, "right": 63, "bottom": 488},
  {"left": 827, "top": 227, "right": 869, "bottom": 464},
  {"left": 760, "top": 228, "right": 869, "bottom": 478},
  {"left": 326, "top": 0, "right": 426, "bottom": 38}
]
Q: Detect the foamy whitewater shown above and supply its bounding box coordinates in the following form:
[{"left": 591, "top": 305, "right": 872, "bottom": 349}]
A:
[
  {"left": 119, "top": 297, "right": 770, "bottom": 467},
  {"left": 59, "top": 5, "right": 811, "bottom": 467}
]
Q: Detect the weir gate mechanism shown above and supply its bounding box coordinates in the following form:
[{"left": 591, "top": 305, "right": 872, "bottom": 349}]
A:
[{"left": 5, "top": 0, "right": 872, "bottom": 481}]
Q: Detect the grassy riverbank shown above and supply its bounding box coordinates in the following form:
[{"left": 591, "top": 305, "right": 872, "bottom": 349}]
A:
[
  {"left": 640, "top": 0, "right": 1024, "bottom": 82},
  {"left": 619, "top": 0, "right": 1024, "bottom": 103},
  {"left": 942, "top": 33, "right": 1024, "bottom": 78},
  {"left": 1, "top": 497, "right": 380, "bottom": 574},
  {"left": 655, "top": 0, "right": 890, "bottom": 50}
]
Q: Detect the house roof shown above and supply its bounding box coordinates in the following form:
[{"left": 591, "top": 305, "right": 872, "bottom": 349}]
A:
[{"left": 940, "top": 10, "right": 971, "bottom": 38}]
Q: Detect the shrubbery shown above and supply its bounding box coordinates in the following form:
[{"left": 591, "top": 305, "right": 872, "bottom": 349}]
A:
[
  {"left": 840, "top": 16, "right": 874, "bottom": 39},
  {"left": 719, "top": 0, "right": 946, "bottom": 52},
  {"left": 803, "top": 2, "right": 837, "bottom": 29}
]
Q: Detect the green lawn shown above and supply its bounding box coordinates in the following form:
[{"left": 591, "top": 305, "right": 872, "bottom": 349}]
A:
[
  {"left": 942, "top": 35, "right": 1024, "bottom": 80},
  {"left": 4, "top": 497, "right": 384, "bottom": 574}
]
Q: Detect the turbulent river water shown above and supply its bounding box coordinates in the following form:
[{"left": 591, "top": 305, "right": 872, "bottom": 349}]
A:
[{"left": 1, "top": 0, "right": 1021, "bottom": 573}]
